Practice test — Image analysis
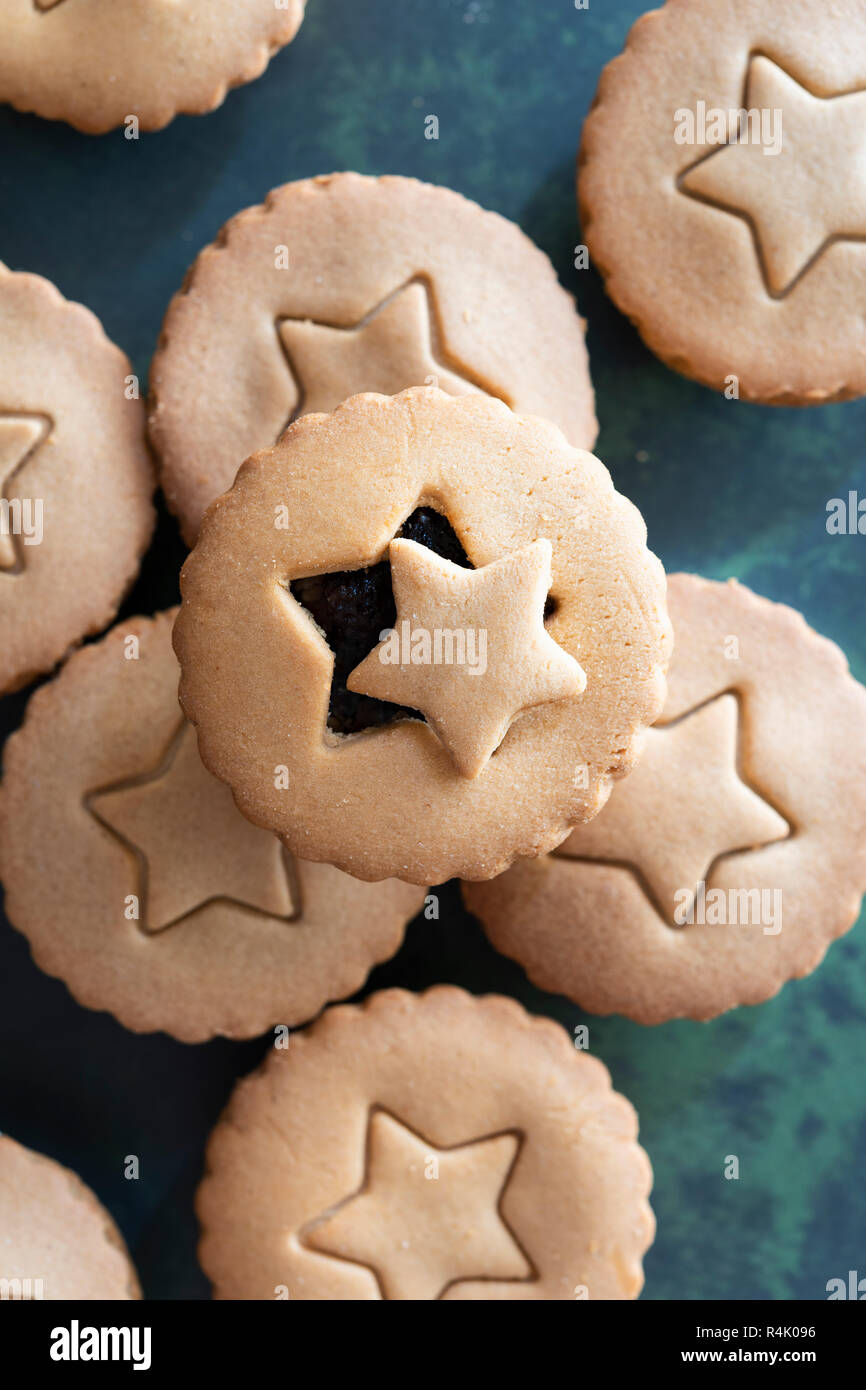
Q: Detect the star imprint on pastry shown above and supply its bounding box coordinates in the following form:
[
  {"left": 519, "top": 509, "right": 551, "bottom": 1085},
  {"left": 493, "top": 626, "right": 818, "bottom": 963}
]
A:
[
  {"left": 557, "top": 692, "right": 790, "bottom": 923},
  {"left": 0, "top": 414, "right": 50, "bottom": 574},
  {"left": 346, "top": 537, "right": 585, "bottom": 778},
  {"left": 278, "top": 280, "right": 482, "bottom": 419},
  {"left": 302, "top": 1109, "right": 532, "bottom": 1300},
  {"left": 88, "top": 721, "right": 297, "bottom": 933},
  {"left": 679, "top": 55, "right": 866, "bottom": 296}
]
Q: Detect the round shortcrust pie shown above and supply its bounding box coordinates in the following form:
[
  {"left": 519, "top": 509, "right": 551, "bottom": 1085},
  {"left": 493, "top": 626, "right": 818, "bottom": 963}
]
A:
[
  {"left": 173, "top": 387, "right": 671, "bottom": 886},
  {"left": 0, "top": 264, "right": 153, "bottom": 693},
  {"left": 465, "top": 574, "right": 866, "bottom": 1023},
  {"left": 0, "top": 611, "right": 425, "bottom": 1042},
  {"left": 0, "top": 1136, "right": 140, "bottom": 1300},
  {"left": 578, "top": 0, "right": 866, "bottom": 403},
  {"left": 150, "top": 172, "right": 598, "bottom": 542},
  {"left": 0, "top": 0, "right": 305, "bottom": 135},
  {"left": 197, "top": 987, "right": 655, "bottom": 1300}
]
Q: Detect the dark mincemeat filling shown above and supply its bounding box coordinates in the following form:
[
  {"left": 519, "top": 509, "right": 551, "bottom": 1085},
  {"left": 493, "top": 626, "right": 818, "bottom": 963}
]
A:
[{"left": 291, "top": 507, "right": 472, "bottom": 734}]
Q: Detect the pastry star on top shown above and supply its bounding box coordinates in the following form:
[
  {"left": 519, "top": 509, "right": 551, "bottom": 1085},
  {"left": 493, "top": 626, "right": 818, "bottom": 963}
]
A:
[
  {"left": 89, "top": 721, "right": 296, "bottom": 933},
  {"left": 303, "top": 1110, "right": 531, "bottom": 1300},
  {"left": 680, "top": 56, "right": 866, "bottom": 296},
  {"left": 558, "top": 692, "right": 789, "bottom": 923},
  {"left": 0, "top": 415, "right": 49, "bottom": 572},
  {"left": 277, "top": 280, "right": 479, "bottom": 418},
  {"left": 346, "top": 537, "right": 585, "bottom": 778}
]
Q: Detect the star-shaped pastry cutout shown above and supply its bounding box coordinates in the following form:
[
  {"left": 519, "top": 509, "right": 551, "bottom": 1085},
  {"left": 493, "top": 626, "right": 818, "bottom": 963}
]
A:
[
  {"left": 303, "top": 1110, "right": 532, "bottom": 1300},
  {"left": 88, "top": 721, "right": 297, "bottom": 933},
  {"left": 680, "top": 56, "right": 866, "bottom": 296},
  {"left": 346, "top": 537, "right": 585, "bottom": 778},
  {"left": 558, "top": 693, "right": 789, "bottom": 922},
  {"left": 0, "top": 415, "right": 49, "bottom": 573},
  {"left": 278, "top": 280, "right": 481, "bottom": 418}
]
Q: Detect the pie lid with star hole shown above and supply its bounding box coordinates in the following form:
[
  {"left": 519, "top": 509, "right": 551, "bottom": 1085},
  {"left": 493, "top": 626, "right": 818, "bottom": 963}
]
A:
[
  {"left": 173, "top": 386, "right": 671, "bottom": 886},
  {"left": 149, "top": 171, "right": 599, "bottom": 543},
  {"left": 0, "top": 263, "right": 154, "bottom": 694},
  {"left": 0, "top": 610, "right": 425, "bottom": 1043},
  {"left": 0, "top": 1135, "right": 141, "bottom": 1300},
  {"left": 0, "top": 0, "right": 305, "bottom": 135},
  {"left": 463, "top": 574, "right": 866, "bottom": 1024},
  {"left": 196, "top": 986, "right": 655, "bottom": 1300},
  {"left": 578, "top": 0, "right": 866, "bottom": 404}
]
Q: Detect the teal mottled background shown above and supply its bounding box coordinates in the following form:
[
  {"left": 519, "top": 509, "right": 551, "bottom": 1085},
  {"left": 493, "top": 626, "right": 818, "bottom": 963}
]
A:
[{"left": 0, "top": 0, "right": 864, "bottom": 1300}]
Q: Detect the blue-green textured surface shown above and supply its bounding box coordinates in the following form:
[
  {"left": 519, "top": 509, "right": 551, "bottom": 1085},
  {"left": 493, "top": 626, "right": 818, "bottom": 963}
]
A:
[{"left": 0, "top": 0, "right": 864, "bottom": 1301}]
